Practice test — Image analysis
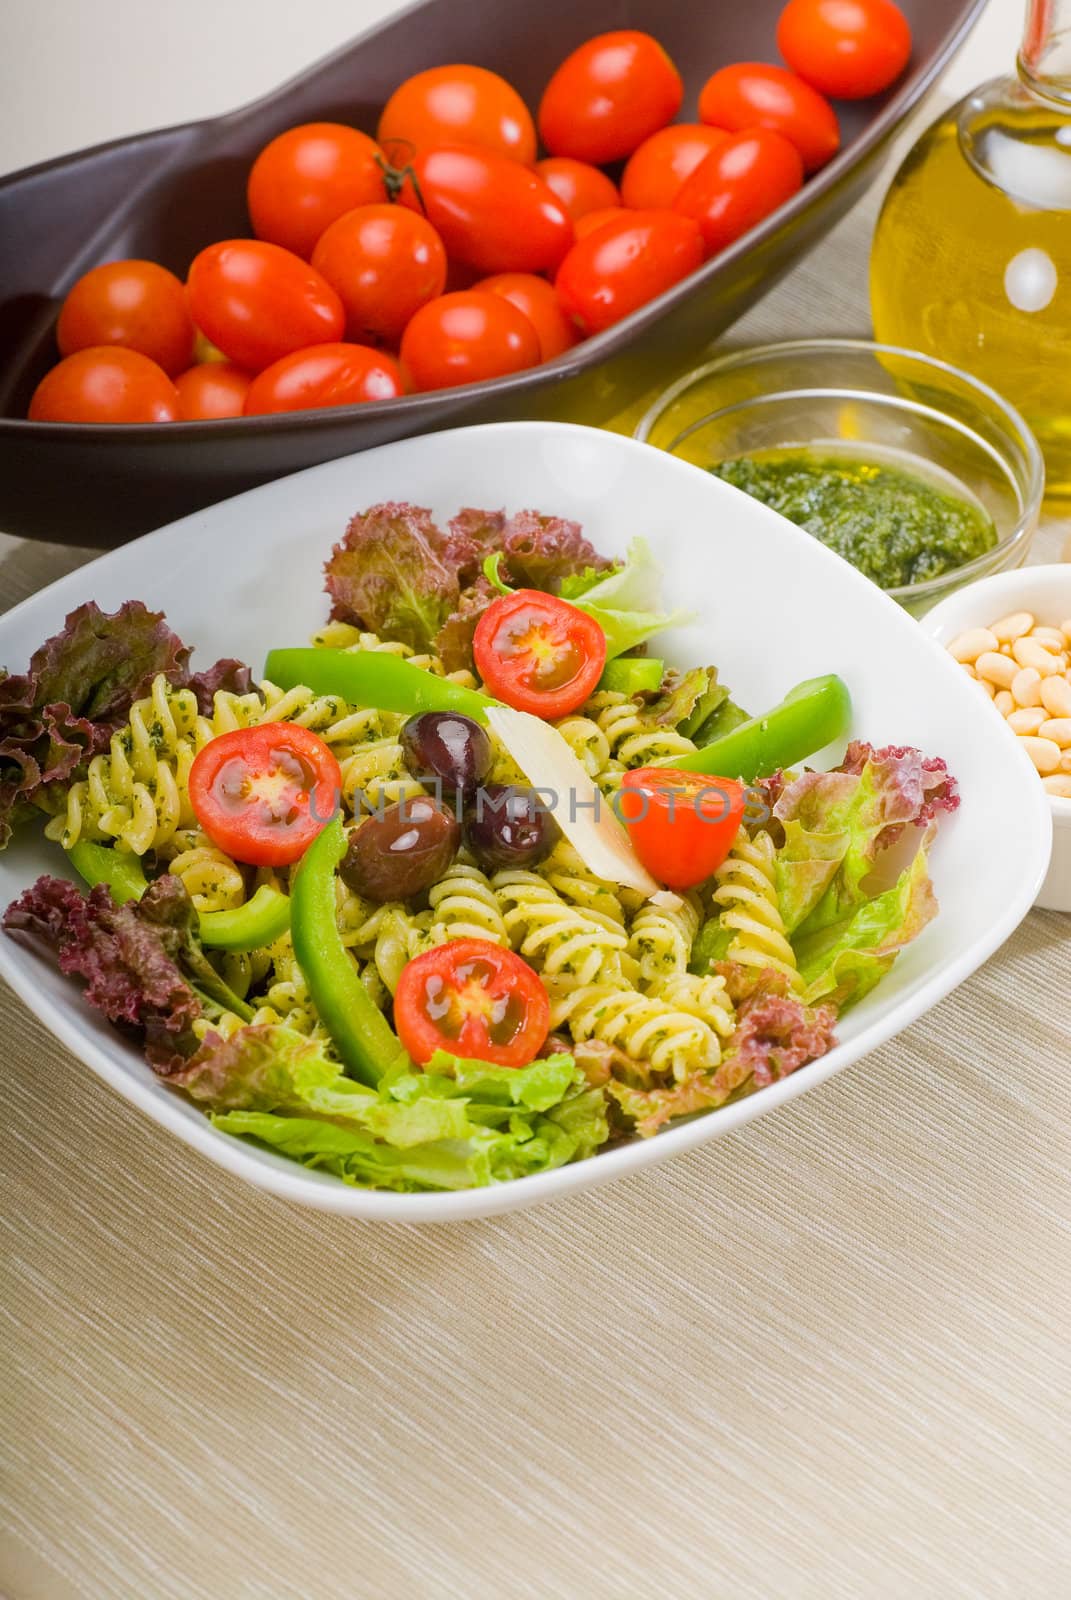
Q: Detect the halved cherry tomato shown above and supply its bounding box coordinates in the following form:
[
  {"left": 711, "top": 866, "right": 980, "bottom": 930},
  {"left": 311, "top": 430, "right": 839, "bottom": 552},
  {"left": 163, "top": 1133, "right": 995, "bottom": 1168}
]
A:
[
  {"left": 698, "top": 63, "right": 839, "bottom": 174},
  {"left": 57, "top": 260, "right": 194, "bottom": 376},
  {"left": 395, "top": 145, "right": 573, "bottom": 275},
  {"left": 400, "top": 290, "right": 540, "bottom": 392},
  {"left": 394, "top": 937, "right": 550, "bottom": 1068},
  {"left": 246, "top": 123, "right": 388, "bottom": 259},
  {"left": 555, "top": 211, "right": 704, "bottom": 334},
  {"left": 186, "top": 240, "right": 344, "bottom": 372},
  {"left": 618, "top": 767, "right": 745, "bottom": 890},
  {"left": 29, "top": 347, "right": 178, "bottom": 424},
  {"left": 473, "top": 589, "right": 606, "bottom": 718},
  {"left": 673, "top": 130, "right": 804, "bottom": 256},
  {"left": 535, "top": 157, "right": 621, "bottom": 223},
  {"left": 243, "top": 342, "right": 405, "bottom": 415},
  {"left": 378, "top": 65, "right": 536, "bottom": 164},
  {"left": 174, "top": 361, "right": 252, "bottom": 420},
  {"left": 777, "top": 0, "right": 912, "bottom": 100},
  {"left": 573, "top": 206, "right": 628, "bottom": 242},
  {"left": 311, "top": 204, "right": 447, "bottom": 345},
  {"left": 538, "top": 31, "right": 683, "bottom": 164},
  {"left": 188, "top": 723, "right": 342, "bottom": 867},
  {"left": 477, "top": 272, "right": 579, "bottom": 361},
  {"left": 620, "top": 125, "right": 730, "bottom": 210}
]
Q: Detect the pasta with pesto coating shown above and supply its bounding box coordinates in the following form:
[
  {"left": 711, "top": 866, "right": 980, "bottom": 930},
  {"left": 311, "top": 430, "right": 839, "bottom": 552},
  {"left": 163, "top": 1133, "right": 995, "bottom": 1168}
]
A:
[{"left": 711, "top": 828, "right": 803, "bottom": 990}]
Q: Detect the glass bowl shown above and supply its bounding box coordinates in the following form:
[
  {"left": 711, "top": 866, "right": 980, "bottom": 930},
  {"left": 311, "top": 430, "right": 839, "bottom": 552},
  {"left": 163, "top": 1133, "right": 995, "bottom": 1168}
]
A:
[{"left": 634, "top": 339, "right": 1045, "bottom": 616}]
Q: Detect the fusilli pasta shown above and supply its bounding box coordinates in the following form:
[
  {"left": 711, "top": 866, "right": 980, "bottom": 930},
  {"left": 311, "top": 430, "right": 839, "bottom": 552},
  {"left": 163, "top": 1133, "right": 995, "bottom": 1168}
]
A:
[
  {"left": 583, "top": 690, "right": 698, "bottom": 770},
  {"left": 546, "top": 981, "right": 722, "bottom": 1077},
  {"left": 493, "top": 867, "right": 628, "bottom": 988},
  {"left": 711, "top": 828, "right": 802, "bottom": 989}
]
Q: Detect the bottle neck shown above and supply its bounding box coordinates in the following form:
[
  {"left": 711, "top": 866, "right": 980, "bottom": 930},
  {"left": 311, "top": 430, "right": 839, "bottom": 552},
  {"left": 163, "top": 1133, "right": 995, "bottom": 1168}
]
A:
[{"left": 1019, "top": 0, "right": 1071, "bottom": 106}]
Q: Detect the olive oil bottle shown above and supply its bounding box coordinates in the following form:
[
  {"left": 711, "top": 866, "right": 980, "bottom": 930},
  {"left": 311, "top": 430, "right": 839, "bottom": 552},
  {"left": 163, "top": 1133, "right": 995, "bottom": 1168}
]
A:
[{"left": 870, "top": 0, "right": 1071, "bottom": 496}]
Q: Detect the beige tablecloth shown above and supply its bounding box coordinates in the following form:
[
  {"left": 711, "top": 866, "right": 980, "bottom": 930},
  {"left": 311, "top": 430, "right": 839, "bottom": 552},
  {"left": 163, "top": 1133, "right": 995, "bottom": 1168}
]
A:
[{"left": 3, "top": 154, "right": 1071, "bottom": 1600}]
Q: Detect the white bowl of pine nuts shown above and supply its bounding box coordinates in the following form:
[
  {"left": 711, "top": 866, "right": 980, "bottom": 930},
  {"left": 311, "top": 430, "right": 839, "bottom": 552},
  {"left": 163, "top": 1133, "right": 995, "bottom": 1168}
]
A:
[{"left": 923, "top": 565, "right": 1071, "bottom": 912}]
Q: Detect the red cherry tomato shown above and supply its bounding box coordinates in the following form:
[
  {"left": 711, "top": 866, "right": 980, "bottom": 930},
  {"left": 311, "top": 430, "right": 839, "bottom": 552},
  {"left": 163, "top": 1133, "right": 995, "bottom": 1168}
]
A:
[
  {"left": 400, "top": 290, "right": 540, "bottom": 392},
  {"left": 188, "top": 723, "right": 342, "bottom": 868},
  {"left": 777, "top": 0, "right": 912, "bottom": 100},
  {"left": 378, "top": 65, "right": 536, "bottom": 164},
  {"left": 618, "top": 768, "right": 745, "bottom": 890},
  {"left": 174, "top": 362, "right": 252, "bottom": 420},
  {"left": 246, "top": 123, "right": 388, "bottom": 259},
  {"left": 673, "top": 129, "right": 804, "bottom": 256},
  {"left": 56, "top": 260, "right": 194, "bottom": 376},
  {"left": 538, "top": 31, "right": 683, "bottom": 164},
  {"left": 243, "top": 343, "right": 405, "bottom": 415},
  {"left": 477, "top": 272, "right": 579, "bottom": 361},
  {"left": 311, "top": 204, "right": 447, "bottom": 345},
  {"left": 555, "top": 211, "right": 704, "bottom": 335},
  {"left": 186, "top": 240, "right": 344, "bottom": 372},
  {"left": 394, "top": 937, "right": 550, "bottom": 1068},
  {"left": 29, "top": 347, "right": 178, "bottom": 424},
  {"left": 572, "top": 206, "right": 629, "bottom": 242},
  {"left": 620, "top": 125, "right": 730, "bottom": 210},
  {"left": 535, "top": 157, "right": 621, "bottom": 223},
  {"left": 396, "top": 145, "right": 573, "bottom": 275},
  {"left": 698, "top": 63, "right": 840, "bottom": 173},
  {"left": 473, "top": 589, "right": 606, "bottom": 718}
]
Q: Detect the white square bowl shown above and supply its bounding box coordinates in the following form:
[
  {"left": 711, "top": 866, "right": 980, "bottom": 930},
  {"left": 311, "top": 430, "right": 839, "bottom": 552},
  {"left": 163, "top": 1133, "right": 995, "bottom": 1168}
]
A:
[{"left": 0, "top": 422, "right": 1052, "bottom": 1221}]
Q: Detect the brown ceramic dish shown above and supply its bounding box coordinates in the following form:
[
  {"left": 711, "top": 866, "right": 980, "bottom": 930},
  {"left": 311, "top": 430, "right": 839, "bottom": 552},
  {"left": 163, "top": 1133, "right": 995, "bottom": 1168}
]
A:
[{"left": 0, "top": 0, "right": 985, "bottom": 546}]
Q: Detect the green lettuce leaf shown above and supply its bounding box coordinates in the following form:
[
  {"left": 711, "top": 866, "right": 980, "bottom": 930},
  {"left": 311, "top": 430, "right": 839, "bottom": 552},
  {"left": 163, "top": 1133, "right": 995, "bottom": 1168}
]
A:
[{"left": 563, "top": 539, "right": 693, "bottom": 661}]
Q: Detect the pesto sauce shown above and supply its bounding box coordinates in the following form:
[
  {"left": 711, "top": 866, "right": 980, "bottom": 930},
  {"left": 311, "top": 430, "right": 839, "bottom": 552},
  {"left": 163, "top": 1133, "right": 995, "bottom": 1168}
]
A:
[{"left": 712, "top": 450, "right": 998, "bottom": 589}]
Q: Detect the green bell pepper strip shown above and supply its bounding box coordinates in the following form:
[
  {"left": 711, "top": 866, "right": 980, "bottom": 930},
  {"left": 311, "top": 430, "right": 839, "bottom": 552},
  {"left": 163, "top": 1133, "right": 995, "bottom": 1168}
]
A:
[
  {"left": 660, "top": 674, "right": 852, "bottom": 783},
  {"left": 290, "top": 816, "right": 409, "bottom": 1087},
  {"left": 66, "top": 839, "right": 149, "bottom": 904},
  {"left": 598, "top": 657, "right": 664, "bottom": 695},
  {"left": 263, "top": 648, "right": 497, "bottom": 723}
]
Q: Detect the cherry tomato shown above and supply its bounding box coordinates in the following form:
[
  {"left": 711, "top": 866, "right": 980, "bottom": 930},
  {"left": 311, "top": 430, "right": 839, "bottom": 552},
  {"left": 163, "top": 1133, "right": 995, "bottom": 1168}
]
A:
[
  {"left": 535, "top": 157, "right": 621, "bottom": 223},
  {"left": 698, "top": 63, "right": 840, "bottom": 174},
  {"left": 29, "top": 347, "right": 178, "bottom": 424},
  {"left": 174, "top": 362, "right": 252, "bottom": 420},
  {"left": 473, "top": 589, "right": 606, "bottom": 718},
  {"left": 400, "top": 290, "right": 540, "bottom": 392},
  {"left": 673, "top": 129, "right": 804, "bottom": 256},
  {"left": 394, "top": 938, "right": 550, "bottom": 1068},
  {"left": 243, "top": 343, "right": 405, "bottom": 415},
  {"left": 396, "top": 145, "right": 573, "bottom": 275},
  {"left": 56, "top": 259, "right": 194, "bottom": 376},
  {"left": 477, "top": 272, "right": 579, "bottom": 361},
  {"left": 186, "top": 240, "right": 344, "bottom": 372},
  {"left": 555, "top": 211, "right": 704, "bottom": 335},
  {"left": 378, "top": 65, "right": 536, "bottom": 164},
  {"left": 538, "top": 31, "right": 683, "bottom": 164},
  {"left": 311, "top": 204, "right": 447, "bottom": 345},
  {"left": 618, "top": 768, "right": 745, "bottom": 890},
  {"left": 777, "top": 0, "right": 912, "bottom": 100},
  {"left": 572, "top": 206, "right": 628, "bottom": 242},
  {"left": 246, "top": 123, "right": 388, "bottom": 259},
  {"left": 188, "top": 723, "right": 342, "bottom": 868},
  {"left": 620, "top": 125, "right": 730, "bottom": 210}
]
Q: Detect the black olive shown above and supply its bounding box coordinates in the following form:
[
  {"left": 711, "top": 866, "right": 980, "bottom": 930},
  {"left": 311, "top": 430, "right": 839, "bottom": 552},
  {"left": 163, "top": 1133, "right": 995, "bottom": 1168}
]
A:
[
  {"left": 339, "top": 796, "right": 460, "bottom": 902},
  {"left": 462, "top": 782, "right": 556, "bottom": 872},
  {"left": 399, "top": 712, "right": 493, "bottom": 803}
]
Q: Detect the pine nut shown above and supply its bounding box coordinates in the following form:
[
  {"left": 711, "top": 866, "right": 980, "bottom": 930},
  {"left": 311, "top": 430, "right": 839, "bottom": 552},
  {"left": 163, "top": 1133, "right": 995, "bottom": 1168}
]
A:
[
  {"left": 1031, "top": 626, "right": 1067, "bottom": 653},
  {"left": 1042, "top": 774, "right": 1071, "bottom": 798},
  {"left": 959, "top": 661, "right": 977, "bottom": 678},
  {"left": 948, "top": 627, "right": 998, "bottom": 662},
  {"left": 990, "top": 611, "right": 1034, "bottom": 643},
  {"left": 994, "top": 689, "right": 1014, "bottom": 715},
  {"left": 976, "top": 676, "right": 996, "bottom": 698},
  {"left": 1006, "top": 708, "right": 1047, "bottom": 734},
  {"left": 1039, "top": 675, "right": 1071, "bottom": 718},
  {"left": 1039, "top": 718, "right": 1071, "bottom": 747},
  {"left": 1011, "top": 637, "right": 1063, "bottom": 674},
  {"left": 1020, "top": 736, "right": 1061, "bottom": 774},
  {"left": 1011, "top": 667, "right": 1042, "bottom": 707},
  {"left": 975, "top": 651, "right": 1018, "bottom": 688}
]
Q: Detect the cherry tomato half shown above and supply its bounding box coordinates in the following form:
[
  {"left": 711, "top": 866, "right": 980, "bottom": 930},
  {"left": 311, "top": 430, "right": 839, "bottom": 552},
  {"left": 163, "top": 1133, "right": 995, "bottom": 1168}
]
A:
[
  {"left": 477, "top": 272, "right": 579, "bottom": 361},
  {"left": 188, "top": 723, "right": 342, "bottom": 867},
  {"left": 400, "top": 290, "right": 540, "bottom": 392},
  {"left": 618, "top": 767, "right": 745, "bottom": 890},
  {"left": 698, "top": 62, "right": 840, "bottom": 174},
  {"left": 573, "top": 206, "right": 628, "bottom": 242},
  {"left": 57, "top": 259, "right": 194, "bottom": 376},
  {"left": 473, "top": 589, "right": 606, "bottom": 718},
  {"left": 620, "top": 125, "right": 730, "bottom": 211},
  {"left": 538, "top": 30, "right": 683, "bottom": 164},
  {"left": 555, "top": 211, "right": 704, "bottom": 334},
  {"left": 29, "top": 347, "right": 179, "bottom": 424},
  {"left": 174, "top": 361, "right": 252, "bottom": 420},
  {"left": 243, "top": 343, "right": 405, "bottom": 415},
  {"left": 394, "top": 937, "right": 550, "bottom": 1068},
  {"left": 186, "top": 240, "right": 344, "bottom": 372},
  {"left": 311, "top": 204, "right": 447, "bottom": 346},
  {"left": 673, "top": 129, "right": 804, "bottom": 256},
  {"left": 535, "top": 157, "right": 621, "bottom": 223},
  {"left": 378, "top": 65, "right": 536, "bottom": 164},
  {"left": 777, "top": 0, "right": 912, "bottom": 100},
  {"left": 246, "top": 123, "right": 388, "bottom": 259},
  {"left": 396, "top": 145, "right": 573, "bottom": 275}
]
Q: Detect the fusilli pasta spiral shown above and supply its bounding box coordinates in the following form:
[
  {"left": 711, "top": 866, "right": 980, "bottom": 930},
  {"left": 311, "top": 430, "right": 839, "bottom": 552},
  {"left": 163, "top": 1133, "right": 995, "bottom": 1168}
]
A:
[
  {"left": 426, "top": 857, "right": 509, "bottom": 946},
  {"left": 627, "top": 892, "right": 702, "bottom": 985},
  {"left": 711, "top": 829, "right": 802, "bottom": 989},
  {"left": 546, "top": 981, "right": 721, "bottom": 1077},
  {"left": 583, "top": 690, "right": 698, "bottom": 770},
  {"left": 493, "top": 868, "right": 628, "bottom": 988}
]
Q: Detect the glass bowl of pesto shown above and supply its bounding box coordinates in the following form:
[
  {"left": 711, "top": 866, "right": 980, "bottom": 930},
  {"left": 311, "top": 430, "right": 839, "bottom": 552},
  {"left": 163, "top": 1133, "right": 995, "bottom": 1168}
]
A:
[{"left": 634, "top": 339, "right": 1044, "bottom": 616}]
